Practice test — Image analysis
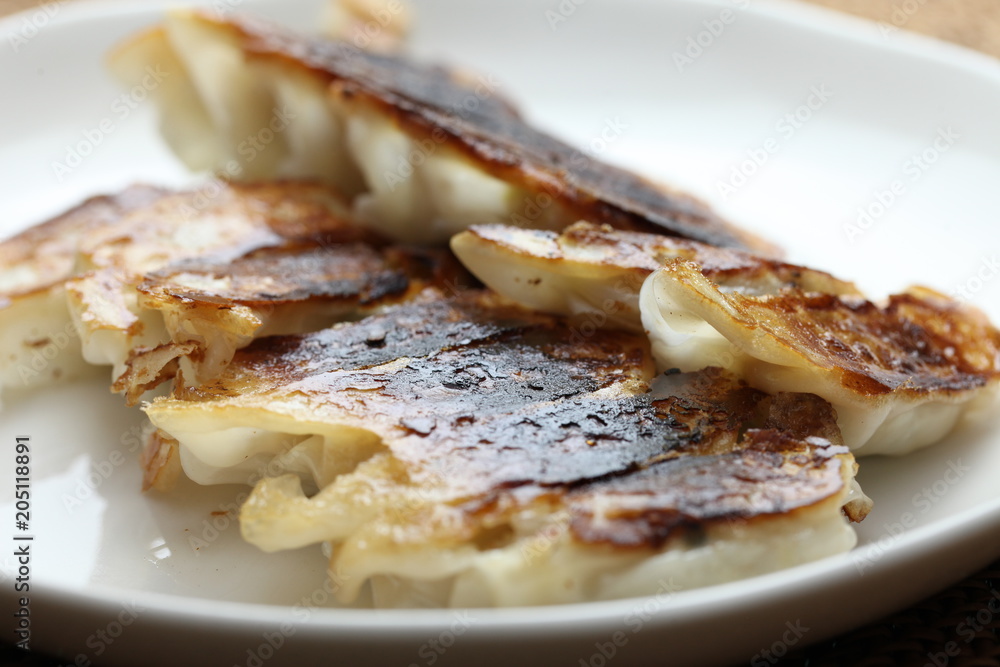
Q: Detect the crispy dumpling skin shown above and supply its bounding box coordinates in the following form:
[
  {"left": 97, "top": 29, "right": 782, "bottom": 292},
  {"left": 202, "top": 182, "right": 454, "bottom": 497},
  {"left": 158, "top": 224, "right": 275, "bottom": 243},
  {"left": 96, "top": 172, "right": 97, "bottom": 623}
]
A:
[
  {"left": 2, "top": 180, "right": 472, "bottom": 406},
  {"left": 451, "top": 222, "right": 858, "bottom": 333},
  {"left": 61, "top": 180, "right": 378, "bottom": 396},
  {"left": 642, "top": 266, "right": 1000, "bottom": 455},
  {"left": 117, "top": 239, "right": 470, "bottom": 403},
  {"left": 0, "top": 186, "right": 167, "bottom": 401},
  {"left": 451, "top": 223, "right": 1000, "bottom": 455},
  {"left": 145, "top": 291, "right": 870, "bottom": 608},
  {"left": 107, "top": 10, "right": 776, "bottom": 253}
]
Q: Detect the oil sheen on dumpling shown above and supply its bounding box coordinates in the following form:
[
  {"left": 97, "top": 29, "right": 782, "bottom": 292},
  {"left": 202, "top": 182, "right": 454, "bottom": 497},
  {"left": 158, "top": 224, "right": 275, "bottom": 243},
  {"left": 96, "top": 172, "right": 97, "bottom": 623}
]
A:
[
  {"left": 107, "top": 10, "right": 775, "bottom": 253},
  {"left": 145, "top": 291, "right": 869, "bottom": 608}
]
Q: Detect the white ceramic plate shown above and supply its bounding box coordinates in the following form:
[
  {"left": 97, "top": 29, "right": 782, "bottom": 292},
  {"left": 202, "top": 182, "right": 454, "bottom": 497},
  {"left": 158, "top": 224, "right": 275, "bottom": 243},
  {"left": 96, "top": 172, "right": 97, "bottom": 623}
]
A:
[{"left": 2, "top": 0, "right": 1000, "bottom": 665}]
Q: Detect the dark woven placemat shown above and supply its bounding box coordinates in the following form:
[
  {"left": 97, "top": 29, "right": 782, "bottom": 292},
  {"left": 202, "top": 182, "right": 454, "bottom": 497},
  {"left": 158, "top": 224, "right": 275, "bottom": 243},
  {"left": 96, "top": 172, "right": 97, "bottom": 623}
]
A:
[{"left": 776, "top": 563, "right": 1000, "bottom": 667}]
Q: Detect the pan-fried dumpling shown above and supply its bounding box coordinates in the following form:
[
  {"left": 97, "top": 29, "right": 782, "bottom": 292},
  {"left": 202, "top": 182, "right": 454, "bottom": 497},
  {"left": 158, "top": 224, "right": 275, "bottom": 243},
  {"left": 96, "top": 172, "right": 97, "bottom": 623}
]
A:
[
  {"left": 0, "top": 186, "right": 166, "bottom": 402},
  {"left": 117, "top": 239, "right": 467, "bottom": 403},
  {"left": 2, "top": 180, "right": 468, "bottom": 405},
  {"left": 451, "top": 223, "right": 1000, "bottom": 455},
  {"left": 145, "top": 291, "right": 870, "bottom": 607},
  {"left": 641, "top": 265, "right": 1000, "bottom": 456},
  {"left": 451, "top": 222, "right": 858, "bottom": 334},
  {"left": 108, "top": 10, "right": 776, "bottom": 253},
  {"left": 62, "top": 181, "right": 369, "bottom": 394}
]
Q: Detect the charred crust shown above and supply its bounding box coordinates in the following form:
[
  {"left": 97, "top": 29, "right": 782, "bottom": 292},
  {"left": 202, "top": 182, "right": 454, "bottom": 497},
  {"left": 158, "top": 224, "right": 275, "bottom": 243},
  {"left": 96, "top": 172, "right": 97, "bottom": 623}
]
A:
[
  {"left": 207, "top": 13, "right": 774, "bottom": 253},
  {"left": 720, "top": 286, "right": 1000, "bottom": 396},
  {"left": 162, "top": 293, "right": 858, "bottom": 550}
]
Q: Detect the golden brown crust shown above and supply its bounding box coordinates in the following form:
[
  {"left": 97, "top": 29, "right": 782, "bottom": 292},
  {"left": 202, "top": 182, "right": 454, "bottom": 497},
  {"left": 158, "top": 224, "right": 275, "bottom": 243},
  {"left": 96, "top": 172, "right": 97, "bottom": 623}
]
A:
[
  {"left": 667, "top": 260, "right": 1000, "bottom": 398},
  {"left": 76, "top": 180, "right": 369, "bottom": 276},
  {"left": 15, "top": 179, "right": 469, "bottom": 399},
  {"left": 566, "top": 391, "right": 854, "bottom": 548},
  {"left": 11, "top": 180, "right": 368, "bottom": 313},
  {"left": 461, "top": 222, "right": 857, "bottom": 294},
  {"left": 113, "top": 342, "right": 195, "bottom": 405},
  {"left": 0, "top": 185, "right": 167, "bottom": 307},
  {"left": 192, "top": 12, "right": 776, "bottom": 254},
  {"left": 151, "top": 294, "right": 862, "bottom": 550},
  {"left": 121, "top": 243, "right": 476, "bottom": 401},
  {"left": 141, "top": 428, "right": 182, "bottom": 492},
  {"left": 568, "top": 430, "right": 847, "bottom": 548},
  {"left": 171, "top": 291, "right": 572, "bottom": 401},
  {"left": 138, "top": 244, "right": 470, "bottom": 309}
]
